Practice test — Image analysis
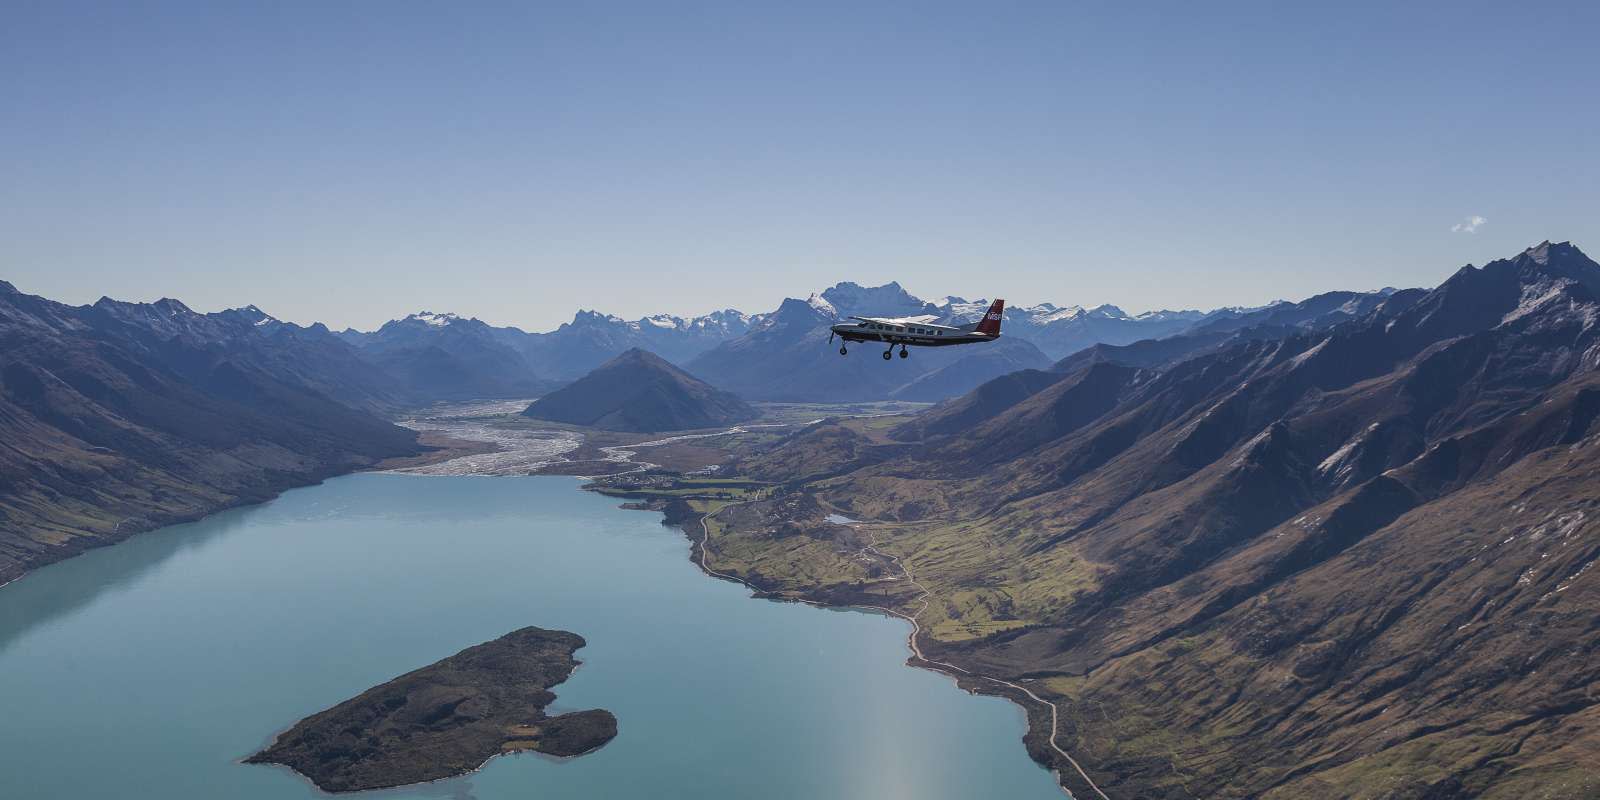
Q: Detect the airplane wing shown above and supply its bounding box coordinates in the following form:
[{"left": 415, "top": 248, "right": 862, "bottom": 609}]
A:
[{"left": 848, "top": 314, "right": 940, "bottom": 325}]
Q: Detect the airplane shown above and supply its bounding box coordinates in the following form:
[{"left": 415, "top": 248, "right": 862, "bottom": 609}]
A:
[{"left": 829, "top": 299, "right": 1004, "bottom": 361}]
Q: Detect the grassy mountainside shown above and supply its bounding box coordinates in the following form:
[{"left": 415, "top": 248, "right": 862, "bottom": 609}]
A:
[
  {"left": 523, "top": 348, "right": 758, "bottom": 432},
  {"left": 0, "top": 282, "right": 423, "bottom": 583},
  {"left": 704, "top": 243, "right": 1600, "bottom": 798}
]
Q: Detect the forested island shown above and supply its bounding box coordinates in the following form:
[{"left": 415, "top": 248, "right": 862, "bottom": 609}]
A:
[{"left": 248, "top": 627, "right": 616, "bottom": 793}]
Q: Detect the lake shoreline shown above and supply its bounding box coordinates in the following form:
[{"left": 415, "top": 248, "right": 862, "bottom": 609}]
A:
[
  {"left": 599, "top": 488, "right": 1083, "bottom": 800},
  {"left": 497, "top": 411, "right": 1089, "bottom": 799},
  {"left": 0, "top": 426, "right": 482, "bottom": 592}
]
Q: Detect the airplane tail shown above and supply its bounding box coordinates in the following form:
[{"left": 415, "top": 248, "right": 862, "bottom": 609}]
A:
[{"left": 975, "top": 299, "right": 1004, "bottom": 336}]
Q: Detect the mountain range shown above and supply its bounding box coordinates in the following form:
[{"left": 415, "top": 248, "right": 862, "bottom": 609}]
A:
[
  {"left": 320, "top": 281, "right": 1313, "bottom": 405},
  {"left": 721, "top": 242, "right": 1600, "bottom": 798},
  {"left": 30, "top": 279, "right": 1326, "bottom": 409}
]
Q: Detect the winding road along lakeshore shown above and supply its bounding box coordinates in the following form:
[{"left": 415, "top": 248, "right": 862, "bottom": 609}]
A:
[{"left": 696, "top": 502, "right": 1111, "bottom": 800}]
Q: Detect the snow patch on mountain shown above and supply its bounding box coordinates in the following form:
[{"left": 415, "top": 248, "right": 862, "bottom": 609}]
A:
[{"left": 806, "top": 294, "right": 838, "bottom": 316}]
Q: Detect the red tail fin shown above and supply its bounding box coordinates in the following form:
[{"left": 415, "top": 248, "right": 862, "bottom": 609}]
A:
[{"left": 976, "top": 299, "right": 1004, "bottom": 336}]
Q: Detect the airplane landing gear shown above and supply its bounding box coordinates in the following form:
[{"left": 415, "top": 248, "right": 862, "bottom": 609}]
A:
[
  {"left": 839, "top": 345, "right": 848, "bottom": 356},
  {"left": 899, "top": 346, "right": 909, "bottom": 359},
  {"left": 882, "top": 349, "right": 893, "bottom": 360}
]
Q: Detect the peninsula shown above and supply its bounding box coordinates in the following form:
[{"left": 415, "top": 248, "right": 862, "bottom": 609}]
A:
[{"left": 247, "top": 627, "right": 616, "bottom": 793}]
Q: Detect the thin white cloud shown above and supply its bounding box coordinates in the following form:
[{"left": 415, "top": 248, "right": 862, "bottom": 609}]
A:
[{"left": 1451, "top": 215, "right": 1487, "bottom": 233}]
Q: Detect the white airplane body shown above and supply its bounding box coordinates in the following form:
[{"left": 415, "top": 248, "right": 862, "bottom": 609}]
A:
[{"left": 829, "top": 299, "right": 1004, "bottom": 360}]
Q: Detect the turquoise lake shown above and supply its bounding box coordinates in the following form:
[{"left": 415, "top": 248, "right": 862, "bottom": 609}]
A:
[{"left": 0, "top": 474, "right": 1065, "bottom": 799}]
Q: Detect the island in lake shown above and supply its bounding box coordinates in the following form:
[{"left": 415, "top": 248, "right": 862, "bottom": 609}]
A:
[{"left": 247, "top": 627, "right": 616, "bottom": 793}]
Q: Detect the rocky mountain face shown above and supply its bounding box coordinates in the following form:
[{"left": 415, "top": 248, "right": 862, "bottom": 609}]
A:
[
  {"left": 725, "top": 242, "right": 1600, "bottom": 798},
  {"left": 897, "top": 288, "right": 1416, "bottom": 443},
  {"left": 0, "top": 284, "right": 423, "bottom": 584},
  {"left": 808, "top": 280, "right": 943, "bottom": 319},
  {"left": 523, "top": 348, "right": 757, "bottom": 433}
]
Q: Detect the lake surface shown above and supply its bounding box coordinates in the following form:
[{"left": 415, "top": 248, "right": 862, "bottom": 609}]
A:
[{"left": 0, "top": 474, "right": 1065, "bottom": 799}]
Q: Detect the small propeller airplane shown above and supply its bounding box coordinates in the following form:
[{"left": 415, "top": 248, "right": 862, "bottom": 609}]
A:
[{"left": 829, "top": 299, "right": 1004, "bottom": 361}]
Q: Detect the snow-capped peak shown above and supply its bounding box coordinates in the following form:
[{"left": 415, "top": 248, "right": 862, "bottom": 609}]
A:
[
  {"left": 1134, "top": 308, "right": 1206, "bottom": 322},
  {"left": 806, "top": 293, "right": 838, "bottom": 316},
  {"left": 1085, "top": 304, "right": 1129, "bottom": 319},
  {"left": 233, "top": 304, "right": 279, "bottom": 326},
  {"left": 407, "top": 310, "right": 461, "bottom": 327},
  {"left": 1026, "top": 303, "right": 1086, "bottom": 323}
]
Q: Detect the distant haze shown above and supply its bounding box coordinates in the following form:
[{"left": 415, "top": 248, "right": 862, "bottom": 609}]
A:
[{"left": 4, "top": 2, "right": 1597, "bottom": 331}]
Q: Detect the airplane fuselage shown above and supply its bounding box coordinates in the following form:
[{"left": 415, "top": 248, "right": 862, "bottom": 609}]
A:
[
  {"left": 828, "top": 299, "right": 1005, "bottom": 360},
  {"left": 828, "top": 319, "right": 996, "bottom": 347}
]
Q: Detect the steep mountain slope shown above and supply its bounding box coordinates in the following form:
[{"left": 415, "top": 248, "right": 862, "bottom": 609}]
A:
[
  {"left": 522, "top": 348, "right": 756, "bottom": 432},
  {"left": 90, "top": 298, "right": 408, "bottom": 412},
  {"left": 897, "top": 288, "right": 1408, "bottom": 448},
  {"left": 0, "top": 283, "right": 423, "bottom": 584},
  {"left": 713, "top": 242, "right": 1600, "bottom": 799},
  {"left": 888, "top": 337, "right": 1053, "bottom": 402}
]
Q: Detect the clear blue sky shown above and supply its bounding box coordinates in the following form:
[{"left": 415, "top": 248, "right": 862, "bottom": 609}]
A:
[{"left": 4, "top": 1, "right": 1596, "bottom": 331}]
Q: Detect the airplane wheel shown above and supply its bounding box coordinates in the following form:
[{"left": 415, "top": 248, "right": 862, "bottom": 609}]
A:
[
  {"left": 839, "top": 345, "right": 848, "bottom": 355},
  {"left": 882, "top": 350, "right": 892, "bottom": 360},
  {"left": 899, "top": 348, "right": 908, "bottom": 359}
]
